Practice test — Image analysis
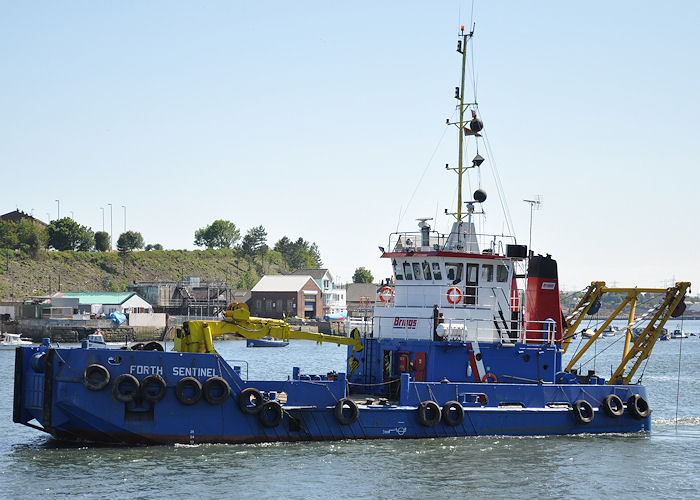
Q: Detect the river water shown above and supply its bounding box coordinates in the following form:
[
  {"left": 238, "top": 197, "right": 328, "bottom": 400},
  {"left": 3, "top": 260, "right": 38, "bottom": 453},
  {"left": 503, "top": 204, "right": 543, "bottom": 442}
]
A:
[{"left": 1, "top": 321, "right": 698, "bottom": 499}]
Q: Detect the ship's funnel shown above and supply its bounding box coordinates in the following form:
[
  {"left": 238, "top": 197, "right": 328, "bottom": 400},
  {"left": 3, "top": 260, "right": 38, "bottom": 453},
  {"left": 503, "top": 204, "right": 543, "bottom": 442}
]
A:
[{"left": 525, "top": 254, "right": 563, "bottom": 345}]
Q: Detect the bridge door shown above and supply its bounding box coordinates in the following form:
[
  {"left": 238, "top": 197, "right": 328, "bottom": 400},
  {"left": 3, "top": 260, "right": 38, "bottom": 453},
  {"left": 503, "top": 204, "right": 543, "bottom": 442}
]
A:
[{"left": 465, "top": 263, "right": 479, "bottom": 305}]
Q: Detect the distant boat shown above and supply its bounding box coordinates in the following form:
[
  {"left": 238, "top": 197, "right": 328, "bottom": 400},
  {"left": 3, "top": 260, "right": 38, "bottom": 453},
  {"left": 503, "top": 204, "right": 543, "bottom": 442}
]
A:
[
  {"left": 670, "top": 329, "right": 689, "bottom": 339},
  {"left": 0, "top": 333, "right": 32, "bottom": 349},
  {"left": 581, "top": 328, "right": 595, "bottom": 339},
  {"left": 246, "top": 336, "right": 289, "bottom": 348},
  {"left": 80, "top": 331, "right": 130, "bottom": 349},
  {"left": 602, "top": 326, "right": 617, "bottom": 337}
]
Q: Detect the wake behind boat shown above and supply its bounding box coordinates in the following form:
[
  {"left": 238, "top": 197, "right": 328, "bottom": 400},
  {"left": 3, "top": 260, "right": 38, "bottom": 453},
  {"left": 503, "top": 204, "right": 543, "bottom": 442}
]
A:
[{"left": 11, "top": 25, "right": 690, "bottom": 445}]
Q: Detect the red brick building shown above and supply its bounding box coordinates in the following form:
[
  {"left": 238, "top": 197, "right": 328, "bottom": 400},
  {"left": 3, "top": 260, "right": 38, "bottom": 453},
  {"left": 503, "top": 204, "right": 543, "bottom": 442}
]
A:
[{"left": 250, "top": 275, "right": 323, "bottom": 319}]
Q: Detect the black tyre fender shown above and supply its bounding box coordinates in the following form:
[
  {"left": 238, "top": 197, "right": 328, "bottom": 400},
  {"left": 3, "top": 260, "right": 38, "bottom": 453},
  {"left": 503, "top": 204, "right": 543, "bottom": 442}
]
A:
[
  {"left": 112, "top": 373, "right": 140, "bottom": 403},
  {"left": 417, "top": 401, "right": 441, "bottom": 427},
  {"left": 203, "top": 377, "right": 231, "bottom": 405},
  {"left": 573, "top": 399, "right": 594, "bottom": 424},
  {"left": 175, "top": 377, "right": 202, "bottom": 405},
  {"left": 334, "top": 398, "right": 359, "bottom": 425},
  {"left": 602, "top": 394, "right": 624, "bottom": 418},
  {"left": 258, "top": 400, "right": 283, "bottom": 428},
  {"left": 442, "top": 400, "right": 465, "bottom": 426},
  {"left": 84, "top": 364, "right": 110, "bottom": 391},
  {"left": 144, "top": 341, "right": 164, "bottom": 351},
  {"left": 627, "top": 394, "right": 650, "bottom": 419},
  {"left": 140, "top": 374, "right": 167, "bottom": 402},
  {"left": 238, "top": 387, "right": 264, "bottom": 415}
]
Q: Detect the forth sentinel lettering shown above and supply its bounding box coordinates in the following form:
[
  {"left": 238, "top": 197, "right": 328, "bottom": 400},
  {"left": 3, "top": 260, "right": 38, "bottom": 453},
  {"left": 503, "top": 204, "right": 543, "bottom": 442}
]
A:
[{"left": 393, "top": 317, "right": 417, "bottom": 329}]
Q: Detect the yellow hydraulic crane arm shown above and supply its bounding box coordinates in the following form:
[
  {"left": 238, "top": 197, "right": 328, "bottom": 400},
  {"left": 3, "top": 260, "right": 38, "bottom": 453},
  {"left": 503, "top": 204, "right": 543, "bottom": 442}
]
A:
[
  {"left": 173, "top": 303, "right": 364, "bottom": 355},
  {"left": 562, "top": 282, "right": 690, "bottom": 385}
]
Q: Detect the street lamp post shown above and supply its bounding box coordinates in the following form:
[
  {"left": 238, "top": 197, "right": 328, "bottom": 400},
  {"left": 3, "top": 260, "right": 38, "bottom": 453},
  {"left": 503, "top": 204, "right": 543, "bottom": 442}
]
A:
[
  {"left": 55, "top": 200, "right": 60, "bottom": 219},
  {"left": 108, "top": 203, "right": 113, "bottom": 250},
  {"left": 100, "top": 207, "right": 105, "bottom": 232}
]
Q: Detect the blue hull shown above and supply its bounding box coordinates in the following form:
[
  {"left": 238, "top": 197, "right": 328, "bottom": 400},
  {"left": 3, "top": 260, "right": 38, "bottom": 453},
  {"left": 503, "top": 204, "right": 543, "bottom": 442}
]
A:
[{"left": 13, "top": 346, "right": 651, "bottom": 445}]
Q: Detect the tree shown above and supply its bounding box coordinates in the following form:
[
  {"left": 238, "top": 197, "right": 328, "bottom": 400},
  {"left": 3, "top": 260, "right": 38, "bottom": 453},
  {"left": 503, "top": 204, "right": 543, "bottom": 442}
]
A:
[
  {"left": 194, "top": 220, "right": 240, "bottom": 249},
  {"left": 145, "top": 243, "right": 163, "bottom": 251},
  {"left": 0, "top": 221, "right": 19, "bottom": 249},
  {"left": 117, "top": 230, "right": 145, "bottom": 256},
  {"left": 353, "top": 267, "right": 374, "bottom": 283},
  {"left": 95, "top": 231, "right": 110, "bottom": 252},
  {"left": 76, "top": 227, "right": 95, "bottom": 252},
  {"left": 241, "top": 225, "right": 268, "bottom": 258},
  {"left": 274, "top": 236, "right": 322, "bottom": 271},
  {"left": 47, "top": 218, "right": 92, "bottom": 251}
]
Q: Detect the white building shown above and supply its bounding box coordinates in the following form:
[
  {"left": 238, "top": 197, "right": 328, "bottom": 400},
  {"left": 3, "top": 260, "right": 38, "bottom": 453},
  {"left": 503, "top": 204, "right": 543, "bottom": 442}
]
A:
[{"left": 290, "top": 268, "right": 347, "bottom": 317}]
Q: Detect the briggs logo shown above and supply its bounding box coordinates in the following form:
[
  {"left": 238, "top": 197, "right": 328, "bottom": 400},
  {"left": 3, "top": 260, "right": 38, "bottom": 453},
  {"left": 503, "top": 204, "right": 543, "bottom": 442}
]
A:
[{"left": 393, "top": 317, "right": 417, "bottom": 329}]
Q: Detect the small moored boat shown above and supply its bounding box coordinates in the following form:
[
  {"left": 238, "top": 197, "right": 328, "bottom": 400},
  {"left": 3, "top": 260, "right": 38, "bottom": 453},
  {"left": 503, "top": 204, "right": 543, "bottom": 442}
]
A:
[
  {"left": 246, "top": 336, "right": 289, "bottom": 348},
  {"left": 0, "top": 333, "right": 32, "bottom": 349}
]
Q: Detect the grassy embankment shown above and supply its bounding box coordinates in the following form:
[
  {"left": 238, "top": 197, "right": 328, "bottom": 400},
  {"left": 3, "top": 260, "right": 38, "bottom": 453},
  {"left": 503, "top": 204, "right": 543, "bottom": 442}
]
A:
[{"left": 0, "top": 248, "right": 282, "bottom": 300}]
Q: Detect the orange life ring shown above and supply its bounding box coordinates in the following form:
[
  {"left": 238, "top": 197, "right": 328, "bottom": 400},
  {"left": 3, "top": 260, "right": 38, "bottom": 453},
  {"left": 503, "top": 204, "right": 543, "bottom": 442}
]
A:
[
  {"left": 446, "top": 287, "right": 462, "bottom": 304},
  {"left": 378, "top": 286, "right": 394, "bottom": 303},
  {"left": 482, "top": 373, "right": 498, "bottom": 383}
]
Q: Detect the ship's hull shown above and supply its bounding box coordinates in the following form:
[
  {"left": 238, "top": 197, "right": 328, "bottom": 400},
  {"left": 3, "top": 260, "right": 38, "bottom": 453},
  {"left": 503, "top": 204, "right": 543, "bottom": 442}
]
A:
[{"left": 13, "top": 346, "right": 651, "bottom": 446}]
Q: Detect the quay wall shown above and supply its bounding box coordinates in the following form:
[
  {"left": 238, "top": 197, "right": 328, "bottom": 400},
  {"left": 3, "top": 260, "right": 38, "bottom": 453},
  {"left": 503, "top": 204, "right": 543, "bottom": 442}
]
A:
[{"left": 12, "top": 318, "right": 164, "bottom": 343}]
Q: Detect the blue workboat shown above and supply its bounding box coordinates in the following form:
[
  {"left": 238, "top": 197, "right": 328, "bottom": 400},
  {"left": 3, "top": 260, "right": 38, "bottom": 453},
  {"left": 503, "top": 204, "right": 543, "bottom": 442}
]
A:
[
  {"left": 12, "top": 26, "right": 689, "bottom": 445},
  {"left": 246, "top": 336, "right": 289, "bottom": 347}
]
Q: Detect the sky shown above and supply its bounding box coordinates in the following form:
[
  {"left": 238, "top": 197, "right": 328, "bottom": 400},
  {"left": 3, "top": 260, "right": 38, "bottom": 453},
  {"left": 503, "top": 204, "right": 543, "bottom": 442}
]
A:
[{"left": 2, "top": 1, "right": 699, "bottom": 291}]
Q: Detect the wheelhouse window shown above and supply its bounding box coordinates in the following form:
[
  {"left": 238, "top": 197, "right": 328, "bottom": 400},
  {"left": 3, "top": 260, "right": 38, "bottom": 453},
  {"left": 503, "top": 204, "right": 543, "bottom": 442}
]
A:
[
  {"left": 445, "top": 262, "right": 463, "bottom": 283},
  {"left": 393, "top": 259, "right": 404, "bottom": 280},
  {"left": 481, "top": 264, "right": 494, "bottom": 282},
  {"left": 403, "top": 262, "right": 413, "bottom": 280},
  {"left": 421, "top": 261, "right": 432, "bottom": 280},
  {"left": 497, "top": 264, "right": 509, "bottom": 282},
  {"left": 431, "top": 262, "right": 442, "bottom": 280},
  {"left": 466, "top": 264, "right": 478, "bottom": 283},
  {"left": 412, "top": 263, "right": 422, "bottom": 280}
]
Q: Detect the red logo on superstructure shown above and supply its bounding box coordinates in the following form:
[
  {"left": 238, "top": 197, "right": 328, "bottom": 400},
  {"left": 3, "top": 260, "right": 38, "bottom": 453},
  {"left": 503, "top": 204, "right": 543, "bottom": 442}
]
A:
[{"left": 393, "top": 317, "right": 417, "bottom": 329}]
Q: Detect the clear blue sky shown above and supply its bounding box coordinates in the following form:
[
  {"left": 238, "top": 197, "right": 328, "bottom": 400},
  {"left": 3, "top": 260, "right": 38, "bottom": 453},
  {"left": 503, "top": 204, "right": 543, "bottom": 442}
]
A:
[{"left": 2, "top": 1, "right": 699, "bottom": 291}]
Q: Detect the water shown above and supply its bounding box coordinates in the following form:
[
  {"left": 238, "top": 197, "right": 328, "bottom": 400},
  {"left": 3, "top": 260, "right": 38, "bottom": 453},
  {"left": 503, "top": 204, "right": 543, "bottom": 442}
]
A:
[{"left": 1, "top": 327, "right": 699, "bottom": 499}]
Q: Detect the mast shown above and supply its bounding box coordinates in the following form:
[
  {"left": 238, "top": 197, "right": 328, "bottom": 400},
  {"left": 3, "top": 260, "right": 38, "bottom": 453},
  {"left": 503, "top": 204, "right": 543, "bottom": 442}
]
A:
[{"left": 446, "top": 25, "right": 477, "bottom": 222}]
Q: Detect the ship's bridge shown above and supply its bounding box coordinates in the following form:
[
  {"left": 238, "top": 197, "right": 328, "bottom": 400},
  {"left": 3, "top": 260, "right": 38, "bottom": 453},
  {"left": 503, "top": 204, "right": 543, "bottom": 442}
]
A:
[{"left": 374, "top": 221, "right": 530, "bottom": 344}]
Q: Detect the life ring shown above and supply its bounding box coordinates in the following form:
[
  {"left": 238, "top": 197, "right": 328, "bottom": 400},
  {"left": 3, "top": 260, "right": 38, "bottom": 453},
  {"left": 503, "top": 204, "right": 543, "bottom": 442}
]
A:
[
  {"left": 627, "top": 394, "right": 650, "bottom": 419},
  {"left": 83, "top": 364, "right": 110, "bottom": 391},
  {"left": 238, "top": 387, "right": 264, "bottom": 415},
  {"left": 112, "top": 373, "right": 140, "bottom": 403},
  {"left": 446, "top": 287, "right": 462, "bottom": 305},
  {"left": 417, "top": 401, "right": 441, "bottom": 427},
  {"left": 482, "top": 373, "right": 498, "bottom": 383},
  {"left": 441, "top": 401, "right": 465, "bottom": 426},
  {"left": 378, "top": 286, "right": 394, "bottom": 303},
  {"left": 573, "top": 400, "right": 594, "bottom": 424},
  {"left": 334, "top": 398, "right": 359, "bottom": 425},
  {"left": 140, "top": 374, "right": 167, "bottom": 402},
  {"left": 203, "top": 377, "right": 231, "bottom": 405},
  {"left": 602, "top": 394, "right": 624, "bottom": 418},
  {"left": 258, "top": 400, "right": 283, "bottom": 428},
  {"left": 175, "top": 377, "right": 202, "bottom": 405}
]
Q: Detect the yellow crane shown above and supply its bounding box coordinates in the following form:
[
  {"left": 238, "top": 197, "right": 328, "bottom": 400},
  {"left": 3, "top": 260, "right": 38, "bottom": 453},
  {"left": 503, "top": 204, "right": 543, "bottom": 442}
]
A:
[
  {"left": 173, "top": 302, "right": 364, "bottom": 355},
  {"left": 563, "top": 281, "right": 689, "bottom": 385}
]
